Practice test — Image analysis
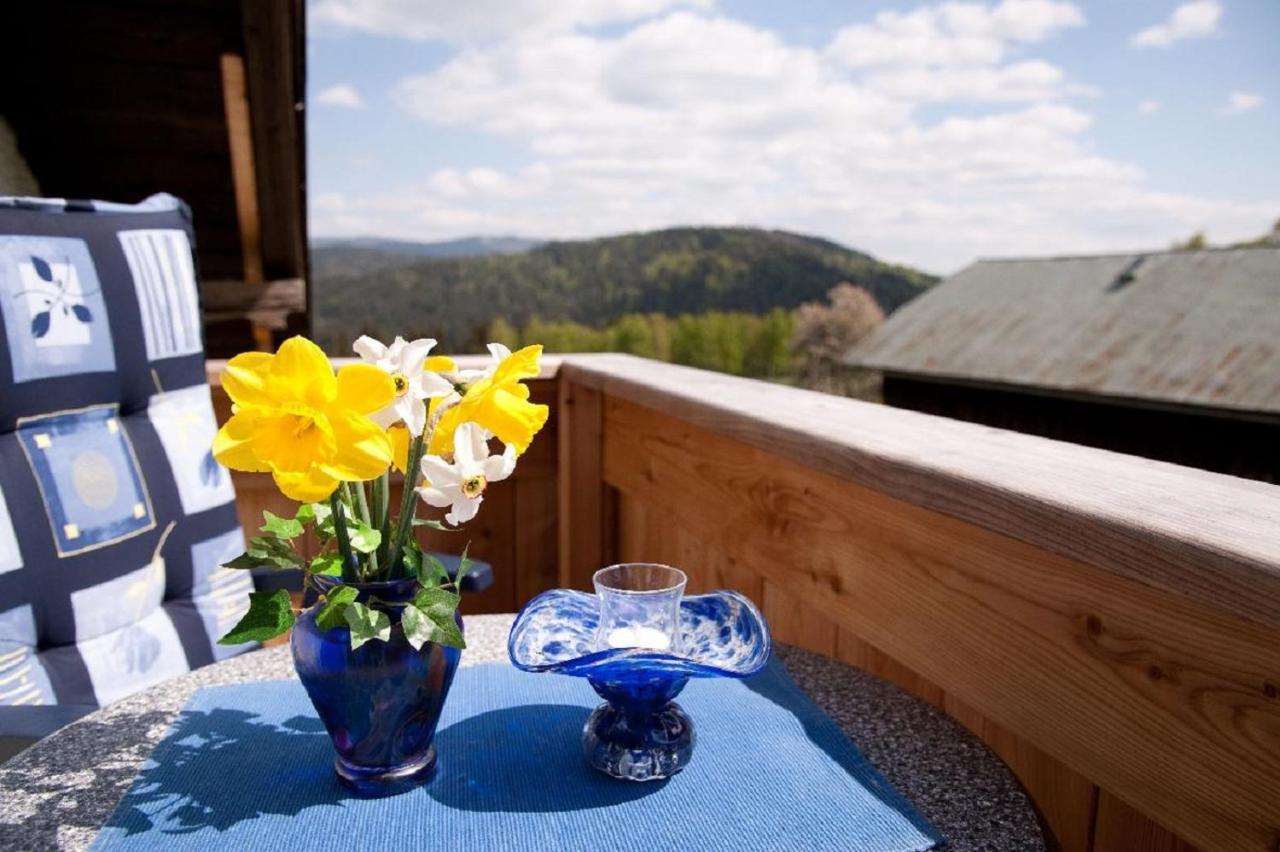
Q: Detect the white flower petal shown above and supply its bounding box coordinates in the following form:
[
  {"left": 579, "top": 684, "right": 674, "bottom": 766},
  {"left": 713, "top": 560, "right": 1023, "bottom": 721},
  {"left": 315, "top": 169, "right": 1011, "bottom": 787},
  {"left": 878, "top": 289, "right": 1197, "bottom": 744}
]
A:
[
  {"left": 401, "top": 396, "right": 427, "bottom": 436},
  {"left": 487, "top": 342, "right": 512, "bottom": 363},
  {"left": 400, "top": 338, "right": 437, "bottom": 373},
  {"left": 353, "top": 335, "right": 388, "bottom": 363},
  {"left": 452, "top": 422, "right": 488, "bottom": 472},
  {"left": 483, "top": 443, "right": 518, "bottom": 482},
  {"left": 418, "top": 371, "right": 454, "bottom": 399},
  {"left": 417, "top": 485, "right": 459, "bottom": 508},
  {"left": 421, "top": 454, "right": 461, "bottom": 487},
  {"left": 446, "top": 495, "right": 482, "bottom": 526},
  {"left": 371, "top": 405, "right": 400, "bottom": 430}
]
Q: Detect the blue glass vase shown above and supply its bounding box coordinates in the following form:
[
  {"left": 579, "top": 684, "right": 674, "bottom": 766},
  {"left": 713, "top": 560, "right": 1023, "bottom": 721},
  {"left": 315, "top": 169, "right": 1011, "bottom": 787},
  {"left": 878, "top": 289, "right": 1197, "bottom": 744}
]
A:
[
  {"left": 291, "top": 575, "right": 462, "bottom": 796},
  {"left": 509, "top": 587, "right": 770, "bottom": 781}
]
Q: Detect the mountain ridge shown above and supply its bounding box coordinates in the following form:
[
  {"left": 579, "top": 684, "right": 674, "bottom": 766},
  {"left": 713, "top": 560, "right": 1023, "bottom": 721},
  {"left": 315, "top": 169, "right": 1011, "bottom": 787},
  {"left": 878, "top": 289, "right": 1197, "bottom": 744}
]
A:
[{"left": 312, "top": 226, "right": 937, "bottom": 352}]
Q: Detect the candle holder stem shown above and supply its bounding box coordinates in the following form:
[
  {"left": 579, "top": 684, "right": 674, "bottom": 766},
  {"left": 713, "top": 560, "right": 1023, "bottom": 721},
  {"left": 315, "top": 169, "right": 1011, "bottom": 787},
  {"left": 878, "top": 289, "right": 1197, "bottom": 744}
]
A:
[{"left": 583, "top": 676, "right": 694, "bottom": 781}]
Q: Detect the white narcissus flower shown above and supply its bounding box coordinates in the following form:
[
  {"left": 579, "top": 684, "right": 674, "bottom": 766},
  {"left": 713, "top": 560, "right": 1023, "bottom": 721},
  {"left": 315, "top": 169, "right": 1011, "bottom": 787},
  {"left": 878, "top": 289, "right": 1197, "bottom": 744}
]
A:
[
  {"left": 456, "top": 342, "right": 512, "bottom": 384},
  {"left": 353, "top": 335, "right": 453, "bottom": 435},
  {"left": 417, "top": 422, "right": 517, "bottom": 526}
]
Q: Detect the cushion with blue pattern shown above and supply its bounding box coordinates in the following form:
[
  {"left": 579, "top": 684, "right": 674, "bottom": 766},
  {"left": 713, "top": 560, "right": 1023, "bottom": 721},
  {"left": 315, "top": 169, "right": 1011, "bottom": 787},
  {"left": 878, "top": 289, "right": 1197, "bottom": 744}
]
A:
[{"left": 0, "top": 194, "right": 253, "bottom": 709}]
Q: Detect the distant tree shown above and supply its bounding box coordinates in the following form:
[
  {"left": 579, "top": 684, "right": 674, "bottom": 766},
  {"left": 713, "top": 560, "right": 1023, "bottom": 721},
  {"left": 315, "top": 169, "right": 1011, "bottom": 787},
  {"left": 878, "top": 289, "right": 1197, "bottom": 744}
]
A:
[
  {"left": 791, "top": 283, "right": 884, "bottom": 394},
  {"left": 487, "top": 317, "right": 520, "bottom": 350},
  {"left": 1171, "top": 231, "right": 1209, "bottom": 251},
  {"left": 743, "top": 308, "right": 794, "bottom": 378}
]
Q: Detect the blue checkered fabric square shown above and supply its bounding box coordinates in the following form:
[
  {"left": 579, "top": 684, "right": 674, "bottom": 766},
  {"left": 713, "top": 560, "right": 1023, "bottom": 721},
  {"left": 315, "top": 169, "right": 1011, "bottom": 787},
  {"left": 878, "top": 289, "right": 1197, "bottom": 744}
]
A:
[{"left": 0, "top": 194, "right": 253, "bottom": 708}]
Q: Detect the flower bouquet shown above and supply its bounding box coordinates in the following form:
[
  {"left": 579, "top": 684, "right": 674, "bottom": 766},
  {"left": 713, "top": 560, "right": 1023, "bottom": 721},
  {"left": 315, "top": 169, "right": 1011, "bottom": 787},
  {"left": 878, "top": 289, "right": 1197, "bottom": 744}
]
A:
[{"left": 211, "top": 334, "right": 547, "bottom": 793}]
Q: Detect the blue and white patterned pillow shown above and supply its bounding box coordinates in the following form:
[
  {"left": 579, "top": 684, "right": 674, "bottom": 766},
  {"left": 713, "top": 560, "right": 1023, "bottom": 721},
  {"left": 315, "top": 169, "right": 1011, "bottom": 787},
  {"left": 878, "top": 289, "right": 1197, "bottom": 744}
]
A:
[{"left": 0, "top": 194, "right": 253, "bottom": 708}]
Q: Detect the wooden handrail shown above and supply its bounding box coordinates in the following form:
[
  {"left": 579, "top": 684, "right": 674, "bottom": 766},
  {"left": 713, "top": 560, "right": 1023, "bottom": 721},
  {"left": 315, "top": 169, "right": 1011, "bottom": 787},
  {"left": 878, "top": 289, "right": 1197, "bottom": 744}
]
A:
[{"left": 558, "top": 353, "right": 1280, "bottom": 629}]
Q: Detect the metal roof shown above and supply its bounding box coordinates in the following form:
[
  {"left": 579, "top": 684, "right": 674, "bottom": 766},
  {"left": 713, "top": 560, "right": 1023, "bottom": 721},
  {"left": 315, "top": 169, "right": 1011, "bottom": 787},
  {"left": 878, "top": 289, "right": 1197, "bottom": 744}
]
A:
[{"left": 849, "top": 247, "right": 1280, "bottom": 416}]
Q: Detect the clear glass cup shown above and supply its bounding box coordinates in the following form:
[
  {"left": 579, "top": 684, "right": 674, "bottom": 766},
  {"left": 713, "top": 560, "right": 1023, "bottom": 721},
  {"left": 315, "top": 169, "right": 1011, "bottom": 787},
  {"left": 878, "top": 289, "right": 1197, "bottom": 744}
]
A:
[{"left": 593, "top": 563, "right": 687, "bottom": 653}]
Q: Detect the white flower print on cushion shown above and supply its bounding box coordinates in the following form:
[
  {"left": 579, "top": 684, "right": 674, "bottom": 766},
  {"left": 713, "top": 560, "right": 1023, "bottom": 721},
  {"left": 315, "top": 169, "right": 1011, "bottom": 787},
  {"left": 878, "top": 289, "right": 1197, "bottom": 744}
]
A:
[
  {"left": 353, "top": 335, "right": 454, "bottom": 435},
  {"left": 417, "top": 422, "right": 517, "bottom": 526}
]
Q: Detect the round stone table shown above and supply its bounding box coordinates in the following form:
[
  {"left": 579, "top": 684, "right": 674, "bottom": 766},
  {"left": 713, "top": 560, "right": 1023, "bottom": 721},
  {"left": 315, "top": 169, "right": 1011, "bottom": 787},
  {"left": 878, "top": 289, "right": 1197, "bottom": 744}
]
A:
[{"left": 0, "top": 614, "right": 1045, "bottom": 851}]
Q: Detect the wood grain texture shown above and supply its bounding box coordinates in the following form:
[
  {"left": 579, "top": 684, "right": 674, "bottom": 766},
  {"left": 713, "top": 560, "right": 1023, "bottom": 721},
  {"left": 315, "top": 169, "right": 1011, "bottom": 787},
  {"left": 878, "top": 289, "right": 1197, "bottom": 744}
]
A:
[
  {"left": 601, "top": 395, "right": 1280, "bottom": 851},
  {"left": 558, "top": 379, "right": 605, "bottom": 590},
  {"left": 1093, "top": 792, "right": 1204, "bottom": 852},
  {"left": 563, "top": 354, "right": 1280, "bottom": 629},
  {"left": 836, "top": 629, "right": 943, "bottom": 709},
  {"left": 763, "top": 584, "right": 837, "bottom": 656},
  {"left": 218, "top": 52, "right": 264, "bottom": 286}
]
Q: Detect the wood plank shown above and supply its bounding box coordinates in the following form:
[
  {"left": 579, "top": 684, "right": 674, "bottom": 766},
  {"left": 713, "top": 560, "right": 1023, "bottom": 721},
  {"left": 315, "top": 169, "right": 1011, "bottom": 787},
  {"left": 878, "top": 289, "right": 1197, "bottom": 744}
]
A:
[
  {"left": 514, "top": 474, "right": 559, "bottom": 609},
  {"left": 601, "top": 396, "right": 1280, "bottom": 852},
  {"left": 1093, "top": 791, "right": 1202, "bottom": 852},
  {"left": 764, "top": 583, "right": 837, "bottom": 656},
  {"left": 944, "top": 693, "right": 1098, "bottom": 852},
  {"left": 558, "top": 379, "right": 605, "bottom": 590},
  {"left": 219, "top": 52, "right": 264, "bottom": 286},
  {"left": 240, "top": 0, "right": 307, "bottom": 284},
  {"left": 562, "top": 355, "right": 1280, "bottom": 629},
  {"left": 837, "top": 629, "right": 944, "bottom": 708}
]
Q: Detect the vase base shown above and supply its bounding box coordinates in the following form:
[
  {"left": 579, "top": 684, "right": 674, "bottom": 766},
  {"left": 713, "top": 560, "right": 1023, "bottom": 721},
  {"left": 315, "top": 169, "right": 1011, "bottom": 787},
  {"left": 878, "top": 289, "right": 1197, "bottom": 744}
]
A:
[
  {"left": 334, "top": 745, "right": 437, "bottom": 797},
  {"left": 583, "top": 700, "right": 694, "bottom": 782}
]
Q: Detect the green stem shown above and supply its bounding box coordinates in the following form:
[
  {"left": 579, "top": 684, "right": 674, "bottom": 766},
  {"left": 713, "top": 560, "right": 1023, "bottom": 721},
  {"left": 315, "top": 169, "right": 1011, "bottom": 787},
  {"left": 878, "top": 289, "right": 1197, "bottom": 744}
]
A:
[
  {"left": 330, "top": 489, "right": 356, "bottom": 583},
  {"left": 351, "top": 481, "right": 379, "bottom": 580},
  {"left": 388, "top": 434, "right": 426, "bottom": 574},
  {"left": 372, "top": 471, "right": 390, "bottom": 574}
]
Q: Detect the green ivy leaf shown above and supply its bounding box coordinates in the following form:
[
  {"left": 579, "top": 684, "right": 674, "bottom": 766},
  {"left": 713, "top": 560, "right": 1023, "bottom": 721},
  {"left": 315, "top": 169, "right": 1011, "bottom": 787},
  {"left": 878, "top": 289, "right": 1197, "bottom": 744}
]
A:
[
  {"left": 308, "top": 502, "right": 335, "bottom": 539},
  {"left": 416, "top": 552, "right": 448, "bottom": 587},
  {"left": 345, "top": 601, "right": 391, "bottom": 650},
  {"left": 221, "top": 550, "right": 265, "bottom": 570},
  {"left": 401, "top": 602, "right": 466, "bottom": 650},
  {"left": 453, "top": 543, "right": 473, "bottom": 590},
  {"left": 412, "top": 518, "right": 452, "bottom": 531},
  {"left": 261, "top": 510, "right": 304, "bottom": 540},
  {"left": 412, "top": 586, "right": 460, "bottom": 613},
  {"left": 218, "top": 589, "right": 295, "bottom": 645},
  {"left": 246, "top": 536, "right": 303, "bottom": 570},
  {"left": 348, "top": 521, "right": 382, "bottom": 554},
  {"left": 294, "top": 504, "right": 316, "bottom": 525},
  {"left": 316, "top": 585, "right": 359, "bottom": 632},
  {"left": 309, "top": 553, "right": 343, "bottom": 576}
]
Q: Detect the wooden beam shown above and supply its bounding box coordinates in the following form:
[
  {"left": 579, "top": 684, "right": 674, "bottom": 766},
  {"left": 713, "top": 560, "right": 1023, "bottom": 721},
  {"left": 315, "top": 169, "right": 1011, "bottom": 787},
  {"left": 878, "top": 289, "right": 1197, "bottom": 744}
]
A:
[
  {"left": 558, "top": 378, "right": 606, "bottom": 590},
  {"left": 219, "top": 52, "right": 264, "bottom": 286},
  {"left": 240, "top": 0, "right": 307, "bottom": 286},
  {"left": 602, "top": 395, "right": 1280, "bottom": 851},
  {"left": 562, "top": 355, "right": 1280, "bottom": 630}
]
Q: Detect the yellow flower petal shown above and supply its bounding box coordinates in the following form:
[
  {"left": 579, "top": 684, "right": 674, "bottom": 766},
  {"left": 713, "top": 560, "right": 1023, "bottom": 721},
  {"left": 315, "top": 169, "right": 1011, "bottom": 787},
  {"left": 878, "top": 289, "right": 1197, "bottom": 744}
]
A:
[
  {"left": 388, "top": 424, "right": 410, "bottom": 474},
  {"left": 334, "top": 363, "right": 396, "bottom": 415},
  {"left": 320, "top": 411, "right": 394, "bottom": 481},
  {"left": 211, "top": 411, "right": 270, "bottom": 472},
  {"left": 270, "top": 336, "right": 336, "bottom": 409},
  {"left": 428, "top": 405, "right": 462, "bottom": 456},
  {"left": 472, "top": 388, "right": 548, "bottom": 454},
  {"left": 424, "top": 355, "right": 457, "bottom": 373},
  {"left": 273, "top": 468, "right": 338, "bottom": 503},
  {"left": 252, "top": 412, "right": 337, "bottom": 474},
  {"left": 491, "top": 344, "right": 543, "bottom": 385},
  {"left": 221, "top": 352, "right": 273, "bottom": 408}
]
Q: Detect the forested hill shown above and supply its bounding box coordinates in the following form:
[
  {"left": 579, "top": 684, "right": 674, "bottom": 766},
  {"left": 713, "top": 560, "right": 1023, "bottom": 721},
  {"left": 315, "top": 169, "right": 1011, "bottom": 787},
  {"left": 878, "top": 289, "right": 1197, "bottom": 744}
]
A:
[{"left": 312, "top": 227, "right": 937, "bottom": 352}]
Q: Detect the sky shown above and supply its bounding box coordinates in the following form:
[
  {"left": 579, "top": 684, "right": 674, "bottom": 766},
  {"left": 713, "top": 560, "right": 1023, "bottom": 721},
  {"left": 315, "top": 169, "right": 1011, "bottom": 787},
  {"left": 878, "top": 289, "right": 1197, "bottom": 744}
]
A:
[{"left": 306, "top": 0, "right": 1279, "bottom": 274}]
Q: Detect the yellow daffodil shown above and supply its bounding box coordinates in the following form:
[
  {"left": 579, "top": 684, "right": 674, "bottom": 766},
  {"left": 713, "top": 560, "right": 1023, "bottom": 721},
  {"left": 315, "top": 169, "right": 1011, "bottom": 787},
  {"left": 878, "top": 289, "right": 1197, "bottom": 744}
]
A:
[
  {"left": 212, "top": 336, "right": 396, "bottom": 502},
  {"left": 389, "top": 424, "right": 410, "bottom": 474},
  {"left": 428, "top": 344, "right": 548, "bottom": 456}
]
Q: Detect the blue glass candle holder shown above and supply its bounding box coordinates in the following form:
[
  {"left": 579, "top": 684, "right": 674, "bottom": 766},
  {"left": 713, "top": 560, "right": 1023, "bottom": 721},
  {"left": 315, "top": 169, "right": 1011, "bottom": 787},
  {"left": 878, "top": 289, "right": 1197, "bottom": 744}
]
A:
[{"left": 508, "top": 564, "right": 771, "bottom": 782}]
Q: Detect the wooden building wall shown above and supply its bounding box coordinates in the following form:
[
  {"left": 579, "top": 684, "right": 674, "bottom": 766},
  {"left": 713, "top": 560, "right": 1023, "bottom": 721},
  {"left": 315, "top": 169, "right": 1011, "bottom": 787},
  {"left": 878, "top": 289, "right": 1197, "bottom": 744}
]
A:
[{"left": 883, "top": 375, "right": 1280, "bottom": 484}]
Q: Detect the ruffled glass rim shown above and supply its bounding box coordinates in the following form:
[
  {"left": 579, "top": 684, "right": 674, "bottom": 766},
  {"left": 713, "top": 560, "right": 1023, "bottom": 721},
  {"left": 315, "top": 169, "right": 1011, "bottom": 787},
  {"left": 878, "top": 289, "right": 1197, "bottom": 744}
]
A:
[{"left": 507, "top": 588, "right": 771, "bottom": 680}]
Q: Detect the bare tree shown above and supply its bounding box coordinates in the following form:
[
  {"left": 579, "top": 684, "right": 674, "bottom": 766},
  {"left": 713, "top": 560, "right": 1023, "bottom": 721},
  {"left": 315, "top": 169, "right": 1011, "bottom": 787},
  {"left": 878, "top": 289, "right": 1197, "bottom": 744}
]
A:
[{"left": 791, "top": 283, "right": 884, "bottom": 397}]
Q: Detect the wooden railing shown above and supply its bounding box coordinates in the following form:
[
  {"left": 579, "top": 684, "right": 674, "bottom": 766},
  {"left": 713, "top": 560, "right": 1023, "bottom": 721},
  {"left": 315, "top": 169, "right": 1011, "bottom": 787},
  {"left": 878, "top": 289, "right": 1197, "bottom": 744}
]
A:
[
  {"left": 210, "top": 354, "right": 1280, "bottom": 851},
  {"left": 556, "top": 355, "right": 1280, "bottom": 852}
]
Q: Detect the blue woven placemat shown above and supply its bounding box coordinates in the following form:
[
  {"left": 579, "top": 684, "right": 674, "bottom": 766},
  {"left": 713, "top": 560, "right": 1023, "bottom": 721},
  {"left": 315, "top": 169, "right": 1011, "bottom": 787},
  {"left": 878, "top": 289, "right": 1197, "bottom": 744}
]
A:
[{"left": 94, "top": 660, "right": 941, "bottom": 851}]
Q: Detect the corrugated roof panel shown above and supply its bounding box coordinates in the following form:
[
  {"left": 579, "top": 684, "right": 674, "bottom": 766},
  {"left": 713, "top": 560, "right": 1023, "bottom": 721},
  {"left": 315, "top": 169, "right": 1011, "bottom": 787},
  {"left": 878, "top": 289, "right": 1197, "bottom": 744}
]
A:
[{"left": 850, "top": 248, "right": 1280, "bottom": 415}]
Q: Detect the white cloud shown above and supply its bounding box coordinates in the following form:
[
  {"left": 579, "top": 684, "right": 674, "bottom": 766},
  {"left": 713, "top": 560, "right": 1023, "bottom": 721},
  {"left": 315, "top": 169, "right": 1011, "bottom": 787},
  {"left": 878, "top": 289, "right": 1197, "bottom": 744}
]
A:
[
  {"left": 310, "top": 0, "right": 712, "bottom": 42},
  {"left": 827, "top": 0, "right": 1084, "bottom": 69},
  {"left": 1219, "top": 91, "right": 1263, "bottom": 115},
  {"left": 315, "top": 83, "right": 366, "bottom": 108},
  {"left": 1138, "top": 99, "right": 1161, "bottom": 115},
  {"left": 1130, "top": 0, "right": 1221, "bottom": 48},
  {"left": 312, "top": 3, "right": 1276, "bottom": 272}
]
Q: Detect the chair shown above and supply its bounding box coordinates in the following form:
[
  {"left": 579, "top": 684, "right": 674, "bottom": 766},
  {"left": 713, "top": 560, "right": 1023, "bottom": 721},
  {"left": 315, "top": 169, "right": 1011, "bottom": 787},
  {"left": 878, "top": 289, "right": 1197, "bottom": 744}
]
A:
[{"left": 0, "top": 194, "right": 253, "bottom": 759}]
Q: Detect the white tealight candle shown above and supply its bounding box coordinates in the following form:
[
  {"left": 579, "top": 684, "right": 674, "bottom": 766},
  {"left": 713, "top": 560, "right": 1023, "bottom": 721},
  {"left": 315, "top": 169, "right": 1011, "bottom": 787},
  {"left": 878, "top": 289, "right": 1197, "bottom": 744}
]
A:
[{"left": 606, "top": 626, "right": 672, "bottom": 650}]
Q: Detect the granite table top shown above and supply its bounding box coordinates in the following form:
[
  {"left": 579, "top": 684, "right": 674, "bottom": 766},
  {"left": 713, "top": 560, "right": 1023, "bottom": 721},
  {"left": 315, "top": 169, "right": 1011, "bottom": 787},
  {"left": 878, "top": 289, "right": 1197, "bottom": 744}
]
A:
[{"left": 0, "top": 614, "right": 1045, "bottom": 851}]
